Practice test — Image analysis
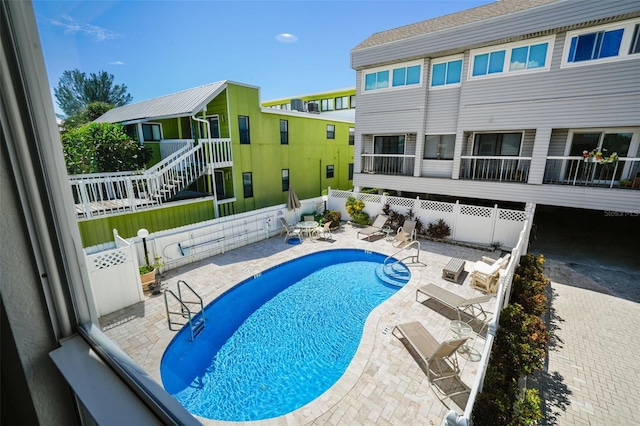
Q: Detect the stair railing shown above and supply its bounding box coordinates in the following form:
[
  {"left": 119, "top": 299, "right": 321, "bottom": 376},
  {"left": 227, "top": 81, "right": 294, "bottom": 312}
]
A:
[
  {"left": 384, "top": 240, "right": 423, "bottom": 267},
  {"left": 163, "top": 280, "right": 206, "bottom": 341}
]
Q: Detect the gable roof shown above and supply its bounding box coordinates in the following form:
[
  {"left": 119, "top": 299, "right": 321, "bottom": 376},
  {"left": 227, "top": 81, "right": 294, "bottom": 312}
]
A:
[
  {"left": 353, "top": 0, "right": 562, "bottom": 51},
  {"left": 94, "top": 81, "right": 228, "bottom": 123}
]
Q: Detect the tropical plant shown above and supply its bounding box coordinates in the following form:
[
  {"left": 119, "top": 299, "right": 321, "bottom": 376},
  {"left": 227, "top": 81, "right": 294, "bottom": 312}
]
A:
[
  {"left": 323, "top": 210, "right": 342, "bottom": 229},
  {"left": 139, "top": 254, "right": 163, "bottom": 275},
  {"left": 426, "top": 218, "right": 451, "bottom": 239},
  {"left": 61, "top": 122, "right": 152, "bottom": 174},
  {"left": 345, "top": 196, "right": 369, "bottom": 226},
  {"left": 54, "top": 69, "right": 132, "bottom": 118}
]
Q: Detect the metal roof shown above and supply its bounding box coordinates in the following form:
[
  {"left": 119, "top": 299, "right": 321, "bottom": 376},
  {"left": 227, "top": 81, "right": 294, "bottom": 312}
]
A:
[
  {"left": 352, "top": 0, "right": 562, "bottom": 51},
  {"left": 94, "top": 81, "right": 228, "bottom": 123}
]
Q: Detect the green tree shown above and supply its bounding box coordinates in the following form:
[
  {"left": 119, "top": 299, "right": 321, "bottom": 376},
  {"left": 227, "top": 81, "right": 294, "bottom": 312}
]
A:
[
  {"left": 61, "top": 122, "right": 151, "bottom": 174},
  {"left": 54, "top": 69, "right": 132, "bottom": 117},
  {"left": 62, "top": 101, "right": 114, "bottom": 129}
]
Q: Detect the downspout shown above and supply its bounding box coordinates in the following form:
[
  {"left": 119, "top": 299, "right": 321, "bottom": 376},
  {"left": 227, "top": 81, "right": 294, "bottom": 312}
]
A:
[{"left": 192, "top": 113, "right": 220, "bottom": 218}]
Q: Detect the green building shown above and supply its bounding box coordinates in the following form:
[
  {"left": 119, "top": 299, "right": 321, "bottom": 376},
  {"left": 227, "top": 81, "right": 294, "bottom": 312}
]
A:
[{"left": 80, "top": 81, "right": 354, "bottom": 246}]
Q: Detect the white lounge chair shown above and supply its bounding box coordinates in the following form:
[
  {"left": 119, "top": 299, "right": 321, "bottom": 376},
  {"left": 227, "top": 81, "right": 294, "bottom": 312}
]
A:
[
  {"left": 357, "top": 215, "right": 388, "bottom": 241},
  {"left": 279, "top": 217, "right": 302, "bottom": 243},
  {"left": 416, "top": 283, "right": 494, "bottom": 324},
  {"left": 393, "top": 219, "right": 417, "bottom": 247}
]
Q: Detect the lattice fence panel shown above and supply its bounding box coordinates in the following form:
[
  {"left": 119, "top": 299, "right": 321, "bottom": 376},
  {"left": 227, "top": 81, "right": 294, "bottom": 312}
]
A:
[
  {"left": 499, "top": 209, "right": 527, "bottom": 221},
  {"left": 460, "top": 205, "right": 493, "bottom": 218},
  {"left": 388, "top": 197, "right": 415, "bottom": 209},
  {"left": 92, "top": 250, "right": 128, "bottom": 270},
  {"left": 359, "top": 193, "right": 382, "bottom": 204},
  {"left": 420, "top": 200, "right": 454, "bottom": 213}
]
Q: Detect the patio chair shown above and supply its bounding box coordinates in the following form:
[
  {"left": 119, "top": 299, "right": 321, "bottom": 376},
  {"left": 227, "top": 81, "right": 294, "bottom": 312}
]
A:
[
  {"left": 416, "top": 283, "right": 494, "bottom": 324},
  {"left": 393, "top": 219, "right": 417, "bottom": 247},
  {"left": 469, "top": 254, "right": 511, "bottom": 294},
  {"left": 279, "top": 217, "right": 302, "bottom": 243},
  {"left": 312, "top": 221, "right": 332, "bottom": 240},
  {"left": 357, "top": 214, "right": 388, "bottom": 241},
  {"left": 392, "top": 321, "right": 468, "bottom": 395},
  {"left": 303, "top": 215, "right": 315, "bottom": 222}
]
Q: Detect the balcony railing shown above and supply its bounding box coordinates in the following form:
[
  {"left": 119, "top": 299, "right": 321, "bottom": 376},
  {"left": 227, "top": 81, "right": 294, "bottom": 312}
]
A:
[
  {"left": 361, "top": 154, "right": 415, "bottom": 176},
  {"left": 460, "top": 156, "right": 531, "bottom": 182},
  {"left": 543, "top": 157, "right": 639, "bottom": 188}
]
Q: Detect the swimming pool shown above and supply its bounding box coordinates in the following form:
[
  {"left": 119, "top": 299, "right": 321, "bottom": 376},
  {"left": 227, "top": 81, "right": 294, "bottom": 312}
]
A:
[{"left": 160, "top": 249, "right": 405, "bottom": 421}]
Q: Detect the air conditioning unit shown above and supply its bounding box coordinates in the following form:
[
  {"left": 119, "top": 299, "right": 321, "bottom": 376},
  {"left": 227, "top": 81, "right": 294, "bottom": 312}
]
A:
[
  {"left": 290, "top": 99, "right": 303, "bottom": 111},
  {"left": 307, "top": 102, "right": 319, "bottom": 113}
]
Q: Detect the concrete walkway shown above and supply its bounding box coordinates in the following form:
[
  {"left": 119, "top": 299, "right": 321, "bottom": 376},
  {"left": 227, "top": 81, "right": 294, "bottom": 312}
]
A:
[{"left": 540, "top": 259, "right": 640, "bottom": 426}]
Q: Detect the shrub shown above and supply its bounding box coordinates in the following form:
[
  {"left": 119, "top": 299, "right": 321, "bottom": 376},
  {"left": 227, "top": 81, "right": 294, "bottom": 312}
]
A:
[
  {"left": 426, "top": 218, "right": 451, "bottom": 239},
  {"left": 323, "top": 210, "right": 342, "bottom": 229},
  {"left": 351, "top": 211, "right": 370, "bottom": 226},
  {"left": 511, "top": 254, "right": 549, "bottom": 316},
  {"left": 345, "top": 196, "right": 365, "bottom": 218},
  {"left": 513, "top": 389, "right": 544, "bottom": 426}
]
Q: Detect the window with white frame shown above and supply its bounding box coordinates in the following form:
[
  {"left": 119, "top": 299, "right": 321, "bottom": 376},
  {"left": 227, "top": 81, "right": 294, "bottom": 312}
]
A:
[
  {"left": 335, "top": 96, "right": 348, "bottom": 110},
  {"left": 349, "top": 94, "right": 356, "bottom": 108},
  {"left": 326, "top": 124, "right": 335, "bottom": 139},
  {"left": 430, "top": 56, "right": 463, "bottom": 87},
  {"left": 470, "top": 36, "right": 553, "bottom": 79},
  {"left": 424, "top": 135, "right": 455, "bottom": 159},
  {"left": 562, "top": 19, "right": 640, "bottom": 67},
  {"left": 363, "top": 61, "right": 422, "bottom": 92},
  {"left": 321, "top": 98, "right": 334, "bottom": 111},
  {"left": 142, "top": 123, "right": 161, "bottom": 141}
]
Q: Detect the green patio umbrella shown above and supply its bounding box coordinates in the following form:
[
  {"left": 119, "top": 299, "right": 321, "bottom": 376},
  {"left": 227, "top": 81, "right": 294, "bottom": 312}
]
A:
[{"left": 287, "top": 186, "right": 301, "bottom": 211}]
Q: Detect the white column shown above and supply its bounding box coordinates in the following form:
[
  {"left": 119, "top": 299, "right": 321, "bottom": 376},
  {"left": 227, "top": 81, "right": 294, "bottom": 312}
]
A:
[{"left": 527, "top": 127, "right": 552, "bottom": 185}]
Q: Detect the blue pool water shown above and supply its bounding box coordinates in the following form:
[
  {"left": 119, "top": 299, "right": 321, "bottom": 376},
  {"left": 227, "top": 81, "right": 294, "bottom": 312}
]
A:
[{"left": 160, "top": 249, "right": 402, "bottom": 421}]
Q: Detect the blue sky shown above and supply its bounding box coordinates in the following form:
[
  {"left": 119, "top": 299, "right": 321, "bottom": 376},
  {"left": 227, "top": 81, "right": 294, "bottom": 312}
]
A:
[{"left": 34, "top": 0, "right": 492, "bottom": 114}]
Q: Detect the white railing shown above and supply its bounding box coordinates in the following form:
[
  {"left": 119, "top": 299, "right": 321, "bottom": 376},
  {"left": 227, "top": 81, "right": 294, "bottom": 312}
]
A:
[
  {"left": 148, "top": 140, "right": 194, "bottom": 174},
  {"left": 69, "top": 138, "right": 233, "bottom": 218},
  {"left": 460, "top": 156, "right": 532, "bottom": 182},
  {"left": 543, "top": 156, "right": 639, "bottom": 188},
  {"left": 361, "top": 154, "right": 415, "bottom": 176}
]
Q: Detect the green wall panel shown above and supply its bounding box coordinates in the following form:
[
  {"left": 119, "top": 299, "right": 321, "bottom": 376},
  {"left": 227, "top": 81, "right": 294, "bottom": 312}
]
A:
[{"left": 78, "top": 200, "right": 216, "bottom": 247}]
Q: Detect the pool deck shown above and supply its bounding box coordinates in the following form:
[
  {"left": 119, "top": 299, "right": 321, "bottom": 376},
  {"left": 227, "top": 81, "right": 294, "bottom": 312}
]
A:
[{"left": 100, "top": 223, "right": 499, "bottom": 425}]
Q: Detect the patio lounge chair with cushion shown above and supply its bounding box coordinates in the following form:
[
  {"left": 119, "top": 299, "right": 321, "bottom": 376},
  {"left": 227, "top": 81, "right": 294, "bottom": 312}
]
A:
[
  {"left": 357, "top": 214, "right": 388, "bottom": 241},
  {"left": 279, "top": 217, "right": 302, "bottom": 243},
  {"left": 393, "top": 219, "right": 417, "bottom": 247},
  {"left": 416, "top": 283, "right": 494, "bottom": 323},
  {"left": 469, "top": 254, "right": 511, "bottom": 294},
  {"left": 392, "top": 321, "right": 468, "bottom": 395}
]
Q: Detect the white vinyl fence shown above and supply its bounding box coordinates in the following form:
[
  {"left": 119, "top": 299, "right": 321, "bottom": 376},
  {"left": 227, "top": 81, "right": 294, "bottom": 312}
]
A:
[
  {"left": 85, "top": 231, "right": 144, "bottom": 316},
  {"left": 328, "top": 189, "right": 526, "bottom": 249}
]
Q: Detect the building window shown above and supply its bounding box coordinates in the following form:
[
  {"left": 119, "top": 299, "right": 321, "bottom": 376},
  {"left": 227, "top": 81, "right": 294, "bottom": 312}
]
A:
[
  {"left": 431, "top": 57, "right": 463, "bottom": 87},
  {"left": 472, "top": 50, "right": 506, "bottom": 76},
  {"left": 242, "top": 172, "right": 253, "bottom": 198},
  {"left": 335, "top": 96, "right": 348, "bottom": 110},
  {"left": 321, "top": 98, "right": 334, "bottom": 111},
  {"left": 326, "top": 124, "right": 335, "bottom": 139},
  {"left": 509, "top": 43, "right": 548, "bottom": 71},
  {"left": 306, "top": 100, "right": 319, "bottom": 113},
  {"left": 568, "top": 29, "right": 624, "bottom": 62},
  {"left": 348, "top": 163, "right": 354, "bottom": 180},
  {"left": 326, "top": 165, "right": 334, "bottom": 178},
  {"left": 280, "top": 119, "right": 288, "bottom": 145},
  {"left": 238, "top": 116, "right": 250, "bottom": 144},
  {"left": 630, "top": 24, "right": 640, "bottom": 54},
  {"left": 198, "top": 116, "right": 220, "bottom": 138},
  {"left": 349, "top": 94, "right": 356, "bottom": 108},
  {"left": 364, "top": 70, "right": 389, "bottom": 91},
  {"left": 392, "top": 65, "right": 421, "bottom": 87},
  {"left": 473, "top": 133, "right": 522, "bottom": 156},
  {"left": 349, "top": 127, "right": 355, "bottom": 145},
  {"left": 142, "top": 123, "right": 161, "bottom": 141},
  {"left": 424, "top": 135, "right": 455, "bottom": 159},
  {"left": 281, "top": 169, "right": 289, "bottom": 192},
  {"left": 374, "top": 135, "right": 405, "bottom": 154}
]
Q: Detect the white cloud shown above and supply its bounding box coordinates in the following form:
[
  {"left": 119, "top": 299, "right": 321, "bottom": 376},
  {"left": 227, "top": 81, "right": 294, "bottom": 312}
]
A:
[
  {"left": 49, "top": 15, "right": 121, "bottom": 41},
  {"left": 276, "top": 33, "right": 298, "bottom": 43},
  {"left": 109, "top": 61, "right": 125, "bottom": 65}
]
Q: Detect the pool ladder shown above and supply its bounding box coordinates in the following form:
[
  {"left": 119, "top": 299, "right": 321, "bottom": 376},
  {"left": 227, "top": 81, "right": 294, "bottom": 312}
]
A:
[{"left": 164, "top": 280, "right": 206, "bottom": 341}]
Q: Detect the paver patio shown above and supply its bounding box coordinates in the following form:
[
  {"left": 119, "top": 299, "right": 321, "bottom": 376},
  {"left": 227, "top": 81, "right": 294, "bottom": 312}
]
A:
[{"left": 100, "top": 223, "right": 498, "bottom": 425}]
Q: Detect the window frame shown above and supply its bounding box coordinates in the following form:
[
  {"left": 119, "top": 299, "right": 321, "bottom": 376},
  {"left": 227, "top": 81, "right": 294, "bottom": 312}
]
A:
[
  {"left": 335, "top": 96, "right": 349, "bottom": 110},
  {"left": 238, "top": 115, "right": 250, "bottom": 145},
  {"left": 561, "top": 18, "right": 640, "bottom": 68},
  {"left": 471, "top": 132, "right": 524, "bottom": 157},
  {"left": 349, "top": 127, "right": 355, "bottom": 145},
  {"left": 281, "top": 169, "right": 289, "bottom": 192},
  {"left": 242, "top": 172, "right": 253, "bottom": 198},
  {"left": 423, "top": 134, "right": 456, "bottom": 160},
  {"left": 326, "top": 165, "right": 334, "bottom": 178},
  {"left": 348, "top": 163, "right": 354, "bottom": 181},
  {"left": 280, "top": 119, "right": 288, "bottom": 145},
  {"left": 361, "top": 60, "right": 423, "bottom": 94},
  {"left": 468, "top": 36, "right": 554, "bottom": 80},
  {"left": 349, "top": 94, "right": 356, "bottom": 108},
  {"left": 326, "top": 124, "right": 335, "bottom": 139},
  {"left": 430, "top": 55, "right": 463, "bottom": 89},
  {"left": 141, "top": 122, "right": 162, "bottom": 142},
  {"left": 321, "top": 98, "right": 334, "bottom": 111}
]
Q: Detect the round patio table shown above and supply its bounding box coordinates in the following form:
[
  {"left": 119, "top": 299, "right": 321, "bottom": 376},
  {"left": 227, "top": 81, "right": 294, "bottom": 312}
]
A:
[{"left": 295, "top": 221, "right": 318, "bottom": 240}]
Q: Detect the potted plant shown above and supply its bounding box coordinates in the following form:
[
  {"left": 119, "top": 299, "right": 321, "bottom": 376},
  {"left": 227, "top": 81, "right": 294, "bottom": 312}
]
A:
[{"left": 139, "top": 253, "right": 163, "bottom": 292}]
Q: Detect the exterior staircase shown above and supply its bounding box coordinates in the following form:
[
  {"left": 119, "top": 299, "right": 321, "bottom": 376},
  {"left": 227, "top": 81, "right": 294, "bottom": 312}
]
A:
[
  {"left": 375, "top": 262, "right": 411, "bottom": 287},
  {"left": 68, "top": 138, "right": 232, "bottom": 218}
]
